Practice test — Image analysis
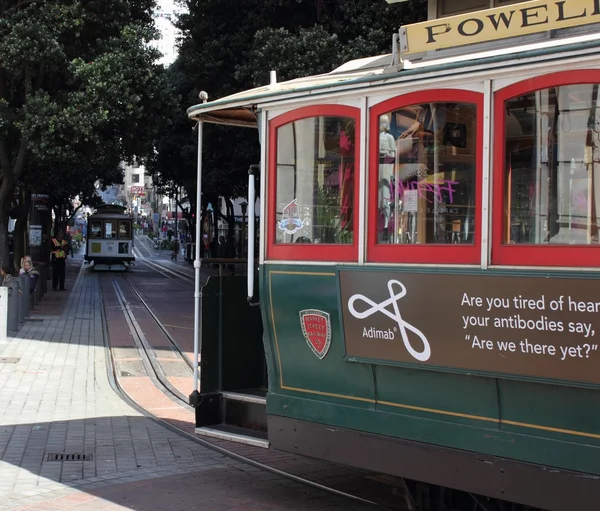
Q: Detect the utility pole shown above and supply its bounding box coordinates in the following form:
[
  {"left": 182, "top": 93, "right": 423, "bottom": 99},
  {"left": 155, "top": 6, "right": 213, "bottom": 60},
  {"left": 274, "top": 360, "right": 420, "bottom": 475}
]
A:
[{"left": 174, "top": 186, "right": 178, "bottom": 242}]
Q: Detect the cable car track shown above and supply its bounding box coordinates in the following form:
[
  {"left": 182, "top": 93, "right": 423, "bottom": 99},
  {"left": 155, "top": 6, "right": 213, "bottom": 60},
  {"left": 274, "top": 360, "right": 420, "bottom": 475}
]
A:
[
  {"left": 110, "top": 275, "right": 193, "bottom": 406},
  {"left": 133, "top": 252, "right": 195, "bottom": 284},
  {"left": 104, "top": 272, "right": 406, "bottom": 511}
]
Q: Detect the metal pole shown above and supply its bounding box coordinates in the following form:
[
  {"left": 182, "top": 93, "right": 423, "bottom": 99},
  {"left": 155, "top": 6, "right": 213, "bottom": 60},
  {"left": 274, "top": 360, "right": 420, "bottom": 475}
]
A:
[
  {"left": 247, "top": 167, "right": 256, "bottom": 300},
  {"left": 175, "top": 186, "right": 179, "bottom": 243},
  {"left": 190, "top": 120, "right": 203, "bottom": 405}
]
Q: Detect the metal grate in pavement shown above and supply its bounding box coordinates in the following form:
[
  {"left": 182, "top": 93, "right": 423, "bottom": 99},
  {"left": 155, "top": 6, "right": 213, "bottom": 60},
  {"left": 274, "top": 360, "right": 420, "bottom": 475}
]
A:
[
  {"left": 47, "top": 453, "right": 93, "bottom": 462},
  {"left": 0, "top": 357, "right": 20, "bottom": 363}
]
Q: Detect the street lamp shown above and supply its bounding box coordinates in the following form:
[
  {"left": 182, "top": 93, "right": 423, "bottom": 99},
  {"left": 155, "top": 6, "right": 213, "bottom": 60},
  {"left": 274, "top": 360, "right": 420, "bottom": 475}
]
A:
[{"left": 240, "top": 201, "right": 248, "bottom": 258}]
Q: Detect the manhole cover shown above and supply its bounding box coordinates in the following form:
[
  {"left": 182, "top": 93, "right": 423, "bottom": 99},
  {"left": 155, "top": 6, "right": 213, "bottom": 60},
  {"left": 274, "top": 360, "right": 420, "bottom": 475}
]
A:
[
  {"left": 0, "top": 358, "right": 20, "bottom": 364},
  {"left": 47, "top": 453, "right": 93, "bottom": 462}
]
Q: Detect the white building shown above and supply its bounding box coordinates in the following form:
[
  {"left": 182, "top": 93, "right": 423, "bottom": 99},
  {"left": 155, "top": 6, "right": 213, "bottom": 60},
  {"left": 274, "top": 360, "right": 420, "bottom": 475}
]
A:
[
  {"left": 122, "top": 161, "right": 154, "bottom": 217},
  {"left": 152, "top": 1, "right": 183, "bottom": 66},
  {"left": 96, "top": 160, "right": 156, "bottom": 219}
]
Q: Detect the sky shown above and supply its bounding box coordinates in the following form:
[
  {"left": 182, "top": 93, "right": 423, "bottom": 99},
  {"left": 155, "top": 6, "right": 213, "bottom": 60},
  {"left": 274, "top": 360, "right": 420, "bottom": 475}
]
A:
[{"left": 153, "top": 0, "right": 184, "bottom": 66}]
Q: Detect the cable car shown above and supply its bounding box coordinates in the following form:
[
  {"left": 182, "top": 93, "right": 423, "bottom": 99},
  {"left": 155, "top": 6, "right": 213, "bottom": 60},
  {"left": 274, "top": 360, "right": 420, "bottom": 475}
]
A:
[
  {"left": 186, "top": 3, "right": 600, "bottom": 510},
  {"left": 84, "top": 205, "right": 135, "bottom": 271}
]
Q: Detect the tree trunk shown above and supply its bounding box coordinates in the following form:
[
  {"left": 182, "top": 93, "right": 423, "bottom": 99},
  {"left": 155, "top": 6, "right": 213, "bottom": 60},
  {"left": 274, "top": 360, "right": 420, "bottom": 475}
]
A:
[
  {"left": 12, "top": 189, "right": 31, "bottom": 273},
  {"left": 0, "top": 170, "right": 13, "bottom": 271},
  {"left": 0, "top": 207, "right": 10, "bottom": 272},
  {"left": 13, "top": 215, "right": 27, "bottom": 273}
]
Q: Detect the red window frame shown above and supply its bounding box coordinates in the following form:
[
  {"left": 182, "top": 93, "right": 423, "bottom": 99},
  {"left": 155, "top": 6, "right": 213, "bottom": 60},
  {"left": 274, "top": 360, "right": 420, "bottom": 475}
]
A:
[
  {"left": 492, "top": 70, "right": 600, "bottom": 267},
  {"left": 368, "top": 90, "right": 484, "bottom": 264},
  {"left": 267, "top": 105, "right": 360, "bottom": 262}
]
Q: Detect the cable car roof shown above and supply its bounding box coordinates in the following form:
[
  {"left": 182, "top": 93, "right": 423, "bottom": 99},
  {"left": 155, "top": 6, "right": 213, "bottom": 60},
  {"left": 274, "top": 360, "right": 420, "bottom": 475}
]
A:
[{"left": 187, "top": 32, "right": 600, "bottom": 127}]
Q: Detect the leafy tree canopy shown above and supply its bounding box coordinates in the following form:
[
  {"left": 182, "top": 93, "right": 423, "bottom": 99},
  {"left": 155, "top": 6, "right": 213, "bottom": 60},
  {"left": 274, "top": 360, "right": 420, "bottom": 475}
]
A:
[
  {"left": 0, "top": 0, "right": 170, "bottom": 266},
  {"left": 149, "top": 0, "right": 426, "bottom": 222}
]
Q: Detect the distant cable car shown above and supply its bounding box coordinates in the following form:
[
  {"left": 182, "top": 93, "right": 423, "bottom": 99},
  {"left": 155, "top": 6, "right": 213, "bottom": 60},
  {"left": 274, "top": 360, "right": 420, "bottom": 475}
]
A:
[{"left": 84, "top": 205, "right": 135, "bottom": 271}]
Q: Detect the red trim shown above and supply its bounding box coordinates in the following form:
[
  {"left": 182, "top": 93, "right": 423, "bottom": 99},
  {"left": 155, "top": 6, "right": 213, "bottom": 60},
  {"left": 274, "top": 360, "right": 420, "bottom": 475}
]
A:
[
  {"left": 267, "top": 105, "right": 360, "bottom": 262},
  {"left": 492, "top": 70, "right": 600, "bottom": 268},
  {"left": 368, "top": 90, "right": 484, "bottom": 264}
]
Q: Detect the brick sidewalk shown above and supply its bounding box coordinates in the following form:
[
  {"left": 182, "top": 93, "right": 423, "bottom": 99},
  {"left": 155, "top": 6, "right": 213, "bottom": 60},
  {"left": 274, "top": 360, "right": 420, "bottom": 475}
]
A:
[
  {"left": 0, "top": 262, "right": 386, "bottom": 510},
  {"left": 25, "top": 255, "right": 81, "bottom": 319}
]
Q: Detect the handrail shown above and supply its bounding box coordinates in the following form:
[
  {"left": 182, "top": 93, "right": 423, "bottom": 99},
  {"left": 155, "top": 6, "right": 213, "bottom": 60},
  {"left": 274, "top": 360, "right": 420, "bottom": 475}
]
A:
[
  {"left": 201, "top": 258, "right": 253, "bottom": 264},
  {"left": 247, "top": 165, "right": 258, "bottom": 303}
]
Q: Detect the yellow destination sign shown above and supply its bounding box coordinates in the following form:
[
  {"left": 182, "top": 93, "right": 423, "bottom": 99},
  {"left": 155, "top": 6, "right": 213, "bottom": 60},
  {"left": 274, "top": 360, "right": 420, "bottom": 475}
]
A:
[{"left": 403, "top": 0, "right": 600, "bottom": 55}]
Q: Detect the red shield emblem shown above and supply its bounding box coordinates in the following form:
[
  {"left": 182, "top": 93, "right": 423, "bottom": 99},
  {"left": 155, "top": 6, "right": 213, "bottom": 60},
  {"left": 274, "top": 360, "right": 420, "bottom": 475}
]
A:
[{"left": 299, "top": 309, "right": 331, "bottom": 360}]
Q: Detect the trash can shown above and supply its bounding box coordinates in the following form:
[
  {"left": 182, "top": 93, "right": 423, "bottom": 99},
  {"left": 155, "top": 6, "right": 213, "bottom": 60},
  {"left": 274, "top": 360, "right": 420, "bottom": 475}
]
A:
[
  {"left": 17, "top": 275, "right": 30, "bottom": 325},
  {"left": 40, "top": 263, "right": 48, "bottom": 296},
  {"left": 5, "top": 280, "right": 20, "bottom": 333},
  {"left": 0, "top": 287, "right": 7, "bottom": 340},
  {"left": 33, "top": 266, "right": 44, "bottom": 305}
]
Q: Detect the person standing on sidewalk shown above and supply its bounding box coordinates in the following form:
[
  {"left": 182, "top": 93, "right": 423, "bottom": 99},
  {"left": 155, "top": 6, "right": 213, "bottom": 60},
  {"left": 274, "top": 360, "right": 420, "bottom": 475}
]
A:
[{"left": 50, "top": 230, "right": 70, "bottom": 291}]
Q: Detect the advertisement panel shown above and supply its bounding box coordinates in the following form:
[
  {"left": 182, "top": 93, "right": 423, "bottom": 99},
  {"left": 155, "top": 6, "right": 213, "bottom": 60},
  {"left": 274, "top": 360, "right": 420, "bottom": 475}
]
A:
[{"left": 339, "top": 270, "right": 600, "bottom": 385}]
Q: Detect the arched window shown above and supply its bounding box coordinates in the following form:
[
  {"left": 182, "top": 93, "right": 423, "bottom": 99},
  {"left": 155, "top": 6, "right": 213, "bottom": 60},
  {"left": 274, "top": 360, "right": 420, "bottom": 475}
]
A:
[
  {"left": 267, "top": 105, "right": 360, "bottom": 262},
  {"left": 493, "top": 70, "right": 600, "bottom": 267},
  {"left": 368, "top": 90, "right": 484, "bottom": 264}
]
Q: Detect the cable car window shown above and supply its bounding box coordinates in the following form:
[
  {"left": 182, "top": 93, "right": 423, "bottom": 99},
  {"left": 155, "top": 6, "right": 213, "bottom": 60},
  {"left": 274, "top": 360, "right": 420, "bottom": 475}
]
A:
[
  {"left": 104, "top": 220, "right": 117, "bottom": 239},
  {"left": 118, "top": 221, "right": 131, "bottom": 239},
  {"left": 91, "top": 220, "right": 102, "bottom": 238},
  {"left": 275, "top": 115, "right": 355, "bottom": 245},
  {"left": 504, "top": 84, "right": 600, "bottom": 246},
  {"left": 376, "top": 102, "right": 477, "bottom": 246}
]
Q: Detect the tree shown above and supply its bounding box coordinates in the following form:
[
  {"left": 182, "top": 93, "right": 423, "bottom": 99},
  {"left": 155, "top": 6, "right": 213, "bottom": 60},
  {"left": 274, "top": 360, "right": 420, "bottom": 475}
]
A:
[
  {"left": 236, "top": 0, "right": 426, "bottom": 86},
  {"left": 151, "top": 0, "right": 426, "bottom": 247},
  {"left": 0, "top": 0, "right": 169, "bottom": 268}
]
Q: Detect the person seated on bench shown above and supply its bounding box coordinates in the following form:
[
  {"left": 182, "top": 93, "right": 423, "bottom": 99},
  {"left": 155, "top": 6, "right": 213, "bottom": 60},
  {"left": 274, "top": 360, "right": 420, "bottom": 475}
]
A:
[{"left": 19, "top": 256, "right": 39, "bottom": 293}]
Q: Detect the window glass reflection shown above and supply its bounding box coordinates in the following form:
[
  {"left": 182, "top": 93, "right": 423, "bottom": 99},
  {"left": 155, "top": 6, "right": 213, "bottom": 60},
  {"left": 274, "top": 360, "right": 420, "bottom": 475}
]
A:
[
  {"left": 104, "top": 221, "right": 117, "bottom": 239},
  {"left": 275, "top": 116, "right": 355, "bottom": 244},
  {"left": 377, "top": 102, "right": 477, "bottom": 245},
  {"left": 91, "top": 221, "right": 102, "bottom": 238},
  {"left": 505, "top": 84, "right": 600, "bottom": 245},
  {"left": 118, "top": 221, "right": 131, "bottom": 239}
]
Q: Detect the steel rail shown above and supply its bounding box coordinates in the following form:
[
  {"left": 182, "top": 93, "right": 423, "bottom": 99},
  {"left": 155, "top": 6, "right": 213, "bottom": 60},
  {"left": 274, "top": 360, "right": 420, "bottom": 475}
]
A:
[
  {"left": 101, "top": 273, "right": 389, "bottom": 511},
  {"left": 119, "top": 274, "right": 195, "bottom": 373},
  {"left": 110, "top": 275, "right": 192, "bottom": 408}
]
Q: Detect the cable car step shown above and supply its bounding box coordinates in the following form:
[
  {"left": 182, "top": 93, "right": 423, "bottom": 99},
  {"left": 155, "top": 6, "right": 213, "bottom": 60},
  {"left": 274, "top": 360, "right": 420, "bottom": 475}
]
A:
[
  {"left": 222, "top": 391, "right": 266, "bottom": 405},
  {"left": 195, "top": 390, "right": 268, "bottom": 441},
  {"left": 195, "top": 424, "right": 269, "bottom": 448}
]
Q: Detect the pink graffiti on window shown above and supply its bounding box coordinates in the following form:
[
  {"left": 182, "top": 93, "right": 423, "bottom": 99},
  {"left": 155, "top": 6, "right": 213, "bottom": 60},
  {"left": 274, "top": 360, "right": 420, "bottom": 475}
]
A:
[{"left": 394, "top": 179, "right": 460, "bottom": 204}]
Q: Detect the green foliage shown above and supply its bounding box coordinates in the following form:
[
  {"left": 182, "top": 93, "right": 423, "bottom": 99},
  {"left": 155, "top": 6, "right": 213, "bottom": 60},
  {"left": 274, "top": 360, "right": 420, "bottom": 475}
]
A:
[
  {"left": 0, "top": 0, "right": 169, "bottom": 265},
  {"left": 235, "top": 25, "right": 341, "bottom": 86},
  {"left": 152, "top": 0, "right": 426, "bottom": 203},
  {"left": 236, "top": 0, "right": 427, "bottom": 86}
]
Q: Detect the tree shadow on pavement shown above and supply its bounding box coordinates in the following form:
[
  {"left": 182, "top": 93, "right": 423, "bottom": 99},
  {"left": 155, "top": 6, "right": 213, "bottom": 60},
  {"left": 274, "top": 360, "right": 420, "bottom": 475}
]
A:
[{"left": 0, "top": 416, "right": 389, "bottom": 511}]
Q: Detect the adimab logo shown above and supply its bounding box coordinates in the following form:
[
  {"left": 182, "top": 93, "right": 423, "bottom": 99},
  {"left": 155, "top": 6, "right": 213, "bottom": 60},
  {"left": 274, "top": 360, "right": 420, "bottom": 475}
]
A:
[
  {"left": 347, "top": 279, "right": 431, "bottom": 362},
  {"left": 299, "top": 309, "right": 331, "bottom": 360}
]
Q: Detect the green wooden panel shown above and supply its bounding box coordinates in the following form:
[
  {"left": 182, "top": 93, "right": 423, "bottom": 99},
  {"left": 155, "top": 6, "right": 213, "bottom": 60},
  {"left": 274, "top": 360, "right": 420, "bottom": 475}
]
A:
[
  {"left": 221, "top": 276, "right": 265, "bottom": 391},
  {"left": 260, "top": 263, "right": 600, "bottom": 476},
  {"left": 267, "top": 393, "right": 600, "bottom": 476},
  {"left": 200, "top": 274, "right": 265, "bottom": 393},
  {"left": 375, "top": 364, "right": 500, "bottom": 426},
  {"left": 499, "top": 379, "right": 600, "bottom": 445},
  {"left": 265, "top": 267, "right": 374, "bottom": 406},
  {"left": 200, "top": 276, "right": 220, "bottom": 394}
]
